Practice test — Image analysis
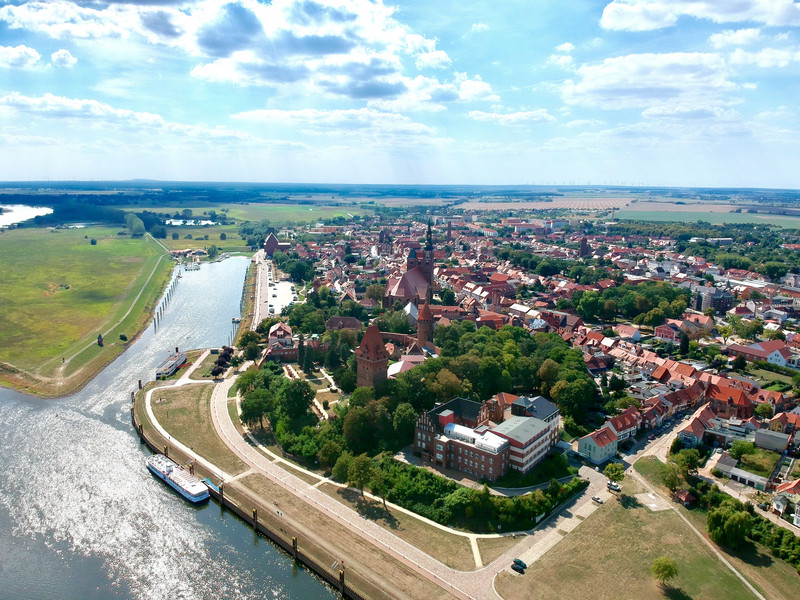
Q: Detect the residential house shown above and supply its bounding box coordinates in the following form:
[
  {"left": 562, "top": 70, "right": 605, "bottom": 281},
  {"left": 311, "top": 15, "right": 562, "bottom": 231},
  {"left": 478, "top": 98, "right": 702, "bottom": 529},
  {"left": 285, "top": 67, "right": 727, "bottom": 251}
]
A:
[{"left": 577, "top": 426, "right": 618, "bottom": 464}]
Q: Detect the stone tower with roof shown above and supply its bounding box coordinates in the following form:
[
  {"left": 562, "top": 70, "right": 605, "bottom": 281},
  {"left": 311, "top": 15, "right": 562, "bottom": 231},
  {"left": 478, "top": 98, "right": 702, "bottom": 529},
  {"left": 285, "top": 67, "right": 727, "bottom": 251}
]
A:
[
  {"left": 417, "top": 302, "right": 433, "bottom": 348},
  {"left": 356, "top": 324, "right": 389, "bottom": 388}
]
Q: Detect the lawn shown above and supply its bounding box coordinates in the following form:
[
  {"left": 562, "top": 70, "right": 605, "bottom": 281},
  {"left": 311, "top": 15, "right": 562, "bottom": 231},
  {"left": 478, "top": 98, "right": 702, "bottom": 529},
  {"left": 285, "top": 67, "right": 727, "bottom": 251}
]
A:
[
  {"left": 476, "top": 535, "right": 523, "bottom": 565},
  {"left": 151, "top": 383, "right": 248, "bottom": 477},
  {"left": 318, "top": 482, "right": 478, "bottom": 571},
  {"left": 748, "top": 368, "right": 794, "bottom": 386},
  {"left": 0, "top": 226, "right": 172, "bottom": 394},
  {"left": 635, "top": 457, "right": 800, "bottom": 600},
  {"left": 188, "top": 351, "right": 221, "bottom": 380},
  {"left": 739, "top": 448, "right": 781, "bottom": 479},
  {"left": 495, "top": 476, "right": 757, "bottom": 600}
]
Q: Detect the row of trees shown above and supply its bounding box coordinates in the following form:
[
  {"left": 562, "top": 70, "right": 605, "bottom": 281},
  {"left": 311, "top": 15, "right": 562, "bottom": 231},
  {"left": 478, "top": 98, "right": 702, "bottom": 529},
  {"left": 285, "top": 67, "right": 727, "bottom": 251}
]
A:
[{"left": 330, "top": 454, "right": 589, "bottom": 532}]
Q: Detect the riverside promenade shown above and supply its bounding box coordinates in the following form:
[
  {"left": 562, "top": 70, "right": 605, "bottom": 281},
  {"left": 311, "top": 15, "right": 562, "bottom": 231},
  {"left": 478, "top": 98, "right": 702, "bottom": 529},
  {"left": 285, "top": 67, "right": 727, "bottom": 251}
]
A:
[{"left": 138, "top": 360, "right": 608, "bottom": 600}]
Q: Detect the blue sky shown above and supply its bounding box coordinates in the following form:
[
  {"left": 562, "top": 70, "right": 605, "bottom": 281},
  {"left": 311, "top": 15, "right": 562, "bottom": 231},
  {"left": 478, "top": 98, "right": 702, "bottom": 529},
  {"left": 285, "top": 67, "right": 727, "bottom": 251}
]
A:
[{"left": 1, "top": 0, "right": 800, "bottom": 186}]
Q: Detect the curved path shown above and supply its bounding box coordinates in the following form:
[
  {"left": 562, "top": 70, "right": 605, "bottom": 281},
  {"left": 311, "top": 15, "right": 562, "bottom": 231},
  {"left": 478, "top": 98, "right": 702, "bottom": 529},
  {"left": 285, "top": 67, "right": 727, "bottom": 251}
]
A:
[{"left": 144, "top": 365, "right": 609, "bottom": 600}]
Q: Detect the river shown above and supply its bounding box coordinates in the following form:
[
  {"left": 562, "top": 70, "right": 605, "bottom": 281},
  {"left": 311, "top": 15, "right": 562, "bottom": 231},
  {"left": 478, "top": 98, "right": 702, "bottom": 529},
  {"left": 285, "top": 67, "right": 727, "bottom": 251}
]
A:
[
  {"left": 0, "top": 257, "right": 335, "bottom": 600},
  {"left": 0, "top": 204, "right": 53, "bottom": 227}
]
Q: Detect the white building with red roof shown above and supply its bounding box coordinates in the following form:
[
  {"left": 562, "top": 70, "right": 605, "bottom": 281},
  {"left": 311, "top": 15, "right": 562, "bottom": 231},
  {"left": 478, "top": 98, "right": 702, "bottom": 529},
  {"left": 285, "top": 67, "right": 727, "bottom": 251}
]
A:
[{"left": 577, "top": 426, "right": 618, "bottom": 464}]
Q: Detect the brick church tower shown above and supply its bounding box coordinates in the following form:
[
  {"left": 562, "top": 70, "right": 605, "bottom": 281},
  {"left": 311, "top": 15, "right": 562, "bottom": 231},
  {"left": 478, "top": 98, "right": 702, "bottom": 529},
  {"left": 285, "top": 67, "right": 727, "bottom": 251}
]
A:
[
  {"left": 419, "top": 220, "right": 435, "bottom": 291},
  {"left": 417, "top": 302, "right": 433, "bottom": 348},
  {"left": 356, "top": 324, "right": 389, "bottom": 388}
]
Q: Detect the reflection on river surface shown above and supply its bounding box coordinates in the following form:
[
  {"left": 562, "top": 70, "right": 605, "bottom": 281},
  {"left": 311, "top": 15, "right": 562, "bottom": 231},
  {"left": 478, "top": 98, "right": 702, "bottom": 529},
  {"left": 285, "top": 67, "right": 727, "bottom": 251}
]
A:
[{"left": 0, "top": 257, "right": 334, "bottom": 600}]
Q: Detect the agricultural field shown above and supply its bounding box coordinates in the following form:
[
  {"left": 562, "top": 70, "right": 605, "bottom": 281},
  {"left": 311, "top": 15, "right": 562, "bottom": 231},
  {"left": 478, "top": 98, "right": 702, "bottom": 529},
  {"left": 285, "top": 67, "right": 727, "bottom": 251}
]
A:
[
  {"left": 0, "top": 226, "right": 171, "bottom": 395},
  {"left": 614, "top": 209, "right": 800, "bottom": 228}
]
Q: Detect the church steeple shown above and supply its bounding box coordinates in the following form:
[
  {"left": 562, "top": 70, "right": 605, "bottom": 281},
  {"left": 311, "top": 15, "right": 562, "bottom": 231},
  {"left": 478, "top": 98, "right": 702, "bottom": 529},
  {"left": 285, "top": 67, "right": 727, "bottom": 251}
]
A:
[{"left": 426, "top": 219, "right": 433, "bottom": 250}]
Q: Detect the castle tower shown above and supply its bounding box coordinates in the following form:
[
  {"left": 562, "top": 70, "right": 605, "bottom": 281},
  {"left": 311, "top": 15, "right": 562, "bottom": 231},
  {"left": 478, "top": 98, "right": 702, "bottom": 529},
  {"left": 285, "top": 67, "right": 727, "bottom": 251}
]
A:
[
  {"left": 356, "top": 324, "right": 389, "bottom": 388},
  {"left": 417, "top": 302, "right": 433, "bottom": 348}
]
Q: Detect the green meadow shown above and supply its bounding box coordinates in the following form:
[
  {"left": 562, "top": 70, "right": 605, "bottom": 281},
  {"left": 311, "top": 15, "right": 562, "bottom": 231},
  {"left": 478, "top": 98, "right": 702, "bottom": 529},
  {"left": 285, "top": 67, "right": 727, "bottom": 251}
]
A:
[{"left": 0, "top": 227, "right": 171, "bottom": 395}]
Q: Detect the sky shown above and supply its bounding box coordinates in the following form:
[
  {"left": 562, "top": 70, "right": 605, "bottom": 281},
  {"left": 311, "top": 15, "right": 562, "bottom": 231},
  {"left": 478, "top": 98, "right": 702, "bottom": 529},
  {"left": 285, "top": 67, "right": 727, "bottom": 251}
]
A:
[{"left": 1, "top": 0, "right": 800, "bottom": 187}]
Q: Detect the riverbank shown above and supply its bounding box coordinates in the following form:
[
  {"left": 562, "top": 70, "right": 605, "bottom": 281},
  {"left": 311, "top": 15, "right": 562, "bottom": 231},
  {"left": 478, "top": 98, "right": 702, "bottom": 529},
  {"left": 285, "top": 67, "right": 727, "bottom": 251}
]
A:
[
  {"left": 132, "top": 375, "right": 458, "bottom": 600},
  {"left": 0, "top": 227, "right": 175, "bottom": 397}
]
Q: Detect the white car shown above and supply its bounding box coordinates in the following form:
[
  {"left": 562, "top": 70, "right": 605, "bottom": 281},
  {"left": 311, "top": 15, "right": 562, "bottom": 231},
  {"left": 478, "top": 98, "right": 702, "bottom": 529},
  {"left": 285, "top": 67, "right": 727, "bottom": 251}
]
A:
[{"left": 592, "top": 496, "right": 604, "bottom": 504}]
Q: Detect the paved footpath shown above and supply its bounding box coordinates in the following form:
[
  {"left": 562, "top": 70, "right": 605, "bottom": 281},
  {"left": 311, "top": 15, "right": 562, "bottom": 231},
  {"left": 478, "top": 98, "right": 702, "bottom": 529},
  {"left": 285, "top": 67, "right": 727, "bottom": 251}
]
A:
[
  {"left": 208, "top": 377, "right": 617, "bottom": 600},
  {"left": 146, "top": 369, "right": 609, "bottom": 600}
]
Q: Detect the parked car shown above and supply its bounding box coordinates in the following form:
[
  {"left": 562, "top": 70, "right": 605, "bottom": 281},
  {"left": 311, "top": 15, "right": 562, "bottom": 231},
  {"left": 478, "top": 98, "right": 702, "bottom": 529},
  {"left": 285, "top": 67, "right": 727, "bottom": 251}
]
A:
[
  {"left": 511, "top": 563, "right": 525, "bottom": 575},
  {"left": 716, "top": 447, "right": 723, "bottom": 454},
  {"left": 592, "top": 496, "right": 604, "bottom": 504},
  {"left": 513, "top": 558, "right": 527, "bottom": 569},
  {"left": 607, "top": 482, "right": 621, "bottom": 492}
]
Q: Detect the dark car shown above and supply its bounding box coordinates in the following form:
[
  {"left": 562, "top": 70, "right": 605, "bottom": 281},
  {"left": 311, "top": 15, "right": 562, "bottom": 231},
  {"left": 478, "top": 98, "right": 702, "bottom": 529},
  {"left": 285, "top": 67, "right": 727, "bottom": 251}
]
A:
[
  {"left": 513, "top": 558, "right": 528, "bottom": 569},
  {"left": 511, "top": 563, "right": 525, "bottom": 574}
]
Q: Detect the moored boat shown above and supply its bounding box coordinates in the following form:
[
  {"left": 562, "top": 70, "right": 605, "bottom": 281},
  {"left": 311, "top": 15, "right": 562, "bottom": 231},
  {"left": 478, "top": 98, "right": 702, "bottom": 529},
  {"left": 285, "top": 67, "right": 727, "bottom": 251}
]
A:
[{"left": 146, "top": 454, "right": 210, "bottom": 503}]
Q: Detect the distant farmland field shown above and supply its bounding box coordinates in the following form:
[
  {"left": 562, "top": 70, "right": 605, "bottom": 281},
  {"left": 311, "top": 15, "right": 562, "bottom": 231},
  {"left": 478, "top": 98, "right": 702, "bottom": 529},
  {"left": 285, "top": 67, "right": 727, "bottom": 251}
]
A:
[
  {"left": 460, "top": 197, "right": 632, "bottom": 211},
  {"left": 615, "top": 209, "right": 800, "bottom": 228},
  {"left": 118, "top": 202, "right": 372, "bottom": 224}
]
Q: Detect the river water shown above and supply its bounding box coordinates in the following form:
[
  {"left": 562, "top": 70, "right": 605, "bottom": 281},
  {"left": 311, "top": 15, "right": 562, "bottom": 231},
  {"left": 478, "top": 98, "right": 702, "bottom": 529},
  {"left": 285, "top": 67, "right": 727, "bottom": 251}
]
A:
[
  {"left": 0, "top": 204, "right": 53, "bottom": 227},
  {"left": 0, "top": 257, "right": 334, "bottom": 600}
]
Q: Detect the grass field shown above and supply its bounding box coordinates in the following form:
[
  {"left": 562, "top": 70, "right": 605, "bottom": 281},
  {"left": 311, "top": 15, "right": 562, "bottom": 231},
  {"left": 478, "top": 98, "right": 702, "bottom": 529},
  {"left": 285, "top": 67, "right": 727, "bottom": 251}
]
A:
[
  {"left": 151, "top": 384, "right": 249, "bottom": 476},
  {"left": 119, "top": 202, "right": 372, "bottom": 225},
  {"left": 635, "top": 457, "right": 800, "bottom": 600},
  {"left": 748, "top": 368, "right": 794, "bottom": 386},
  {"left": 0, "top": 226, "right": 172, "bottom": 394},
  {"left": 614, "top": 209, "right": 800, "bottom": 228},
  {"left": 495, "top": 476, "right": 757, "bottom": 600},
  {"left": 739, "top": 448, "right": 781, "bottom": 479}
]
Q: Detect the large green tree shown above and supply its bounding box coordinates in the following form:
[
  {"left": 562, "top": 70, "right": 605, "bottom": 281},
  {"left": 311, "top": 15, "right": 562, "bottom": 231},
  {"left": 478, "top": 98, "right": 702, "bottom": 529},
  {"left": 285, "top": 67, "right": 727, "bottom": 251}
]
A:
[
  {"left": 651, "top": 556, "right": 678, "bottom": 588},
  {"left": 348, "top": 454, "right": 374, "bottom": 497}
]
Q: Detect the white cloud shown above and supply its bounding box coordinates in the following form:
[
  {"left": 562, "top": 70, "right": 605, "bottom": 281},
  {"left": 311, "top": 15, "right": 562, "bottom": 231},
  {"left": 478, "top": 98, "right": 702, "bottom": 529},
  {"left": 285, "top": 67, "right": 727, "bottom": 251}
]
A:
[
  {"left": 548, "top": 54, "right": 574, "bottom": 69},
  {"left": 710, "top": 28, "right": 760, "bottom": 48},
  {"left": 454, "top": 73, "right": 499, "bottom": 102},
  {"left": 231, "top": 107, "right": 434, "bottom": 138},
  {"left": 51, "top": 48, "right": 77, "bottom": 67},
  {"left": 601, "top": 0, "right": 800, "bottom": 32},
  {"left": 565, "top": 119, "right": 605, "bottom": 128},
  {"left": 470, "top": 22, "right": 489, "bottom": 33},
  {"left": 0, "top": 92, "right": 257, "bottom": 144},
  {"left": 561, "top": 52, "right": 735, "bottom": 109},
  {"left": 415, "top": 49, "right": 451, "bottom": 69},
  {"left": 469, "top": 109, "right": 555, "bottom": 125},
  {"left": 555, "top": 42, "right": 575, "bottom": 53},
  {"left": 0, "top": 45, "right": 41, "bottom": 68},
  {"left": 729, "top": 46, "right": 800, "bottom": 67},
  {"left": 0, "top": 2, "right": 131, "bottom": 40}
]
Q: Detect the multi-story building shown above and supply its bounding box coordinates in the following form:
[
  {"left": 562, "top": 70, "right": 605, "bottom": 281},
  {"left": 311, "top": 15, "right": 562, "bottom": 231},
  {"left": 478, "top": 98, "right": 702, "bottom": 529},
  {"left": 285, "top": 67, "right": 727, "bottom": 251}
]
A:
[{"left": 414, "top": 396, "right": 559, "bottom": 481}]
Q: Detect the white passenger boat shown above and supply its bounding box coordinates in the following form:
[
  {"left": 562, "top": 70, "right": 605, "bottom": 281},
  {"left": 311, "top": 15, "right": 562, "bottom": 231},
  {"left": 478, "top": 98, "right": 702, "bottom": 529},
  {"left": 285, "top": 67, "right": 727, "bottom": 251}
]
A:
[{"left": 146, "top": 454, "right": 210, "bottom": 503}]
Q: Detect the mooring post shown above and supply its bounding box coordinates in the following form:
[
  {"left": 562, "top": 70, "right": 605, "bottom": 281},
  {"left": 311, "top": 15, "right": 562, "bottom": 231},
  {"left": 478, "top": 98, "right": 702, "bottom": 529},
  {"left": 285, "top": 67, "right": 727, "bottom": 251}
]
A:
[
  {"left": 219, "top": 482, "right": 224, "bottom": 501},
  {"left": 130, "top": 391, "right": 135, "bottom": 402},
  {"left": 138, "top": 379, "right": 142, "bottom": 390},
  {"left": 292, "top": 536, "right": 298, "bottom": 559},
  {"left": 138, "top": 424, "right": 143, "bottom": 440},
  {"left": 163, "top": 445, "right": 168, "bottom": 457},
  {"left": 339, "top": 570, "right": 345, "bottom": 593},
  {"left": 252, "top": 508, "right": 258, "bottom": 527}
]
